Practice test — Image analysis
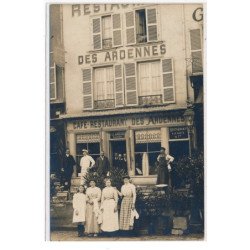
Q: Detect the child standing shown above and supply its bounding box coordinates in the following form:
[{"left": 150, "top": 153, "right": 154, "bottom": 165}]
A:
[{"left": 72, "top": 185, "right": 86, "bottom": 237}]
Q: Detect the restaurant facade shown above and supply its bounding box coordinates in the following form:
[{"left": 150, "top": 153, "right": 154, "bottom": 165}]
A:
[{"left": 59, "top": 3, "right": 204, "bottom": 185}]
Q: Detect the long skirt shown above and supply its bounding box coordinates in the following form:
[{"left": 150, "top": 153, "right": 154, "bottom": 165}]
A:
[
  {"left": 156, "top": 167, "right": 169, "bottom": 185},
  {"left": 119, "top": 196, "right": 133, "bottom": 230},
  {"left": 101, "top": 199, "right": 119, "bottom": 232},
  {"left": 85, "top": 203, "right": 100, "bottom": 234}
]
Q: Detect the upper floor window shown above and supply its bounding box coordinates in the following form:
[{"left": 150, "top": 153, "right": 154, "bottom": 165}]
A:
[
  {"left": 138, "top": 61, "right": 161, "bottom": 96},
  {"left": 50, "top": 52, "right": 57, "bottom": 100},
  {"left": 135, "top": 9, "right": 147, "bottom": 43},
  {"left": 102, "top": 16, "right": 112, "bottom": 49},
  {"left": 93, "top": 66, "right": 115, "bottom": 109},
  {"left": 125, "top": 8, "right": 158, "bottom": 45},
  {"left": 190, "top": 29, "right": 203, "bottom": 74},
  {"left": 92, "top": 14, "right": 122, "bottom": 50},
  {"left": 94, "top": 66, "right": 114, "bottom": 101}
]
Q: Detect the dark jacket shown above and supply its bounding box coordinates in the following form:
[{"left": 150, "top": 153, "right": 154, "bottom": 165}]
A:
[
  {"left": 95, "top": 156, "right": 110, "bottom": 175},
  {"left": 62, "top": 155, "right": 75, "bottom": 180}
]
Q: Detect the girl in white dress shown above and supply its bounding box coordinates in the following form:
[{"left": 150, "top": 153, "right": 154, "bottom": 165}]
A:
[
  {"left": 72, "top": 185, "right": 87, "bottom": 237},
  {"left": 85, "top": 180, "right": 101, "bottom": 236},
  {"left": 100, "top": 179, "right": 119, "bottom": 235}
]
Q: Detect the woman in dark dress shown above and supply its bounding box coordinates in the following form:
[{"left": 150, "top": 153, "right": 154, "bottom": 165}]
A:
[{"left": 156, "top": 147, "right": 174, "bottom": 186}]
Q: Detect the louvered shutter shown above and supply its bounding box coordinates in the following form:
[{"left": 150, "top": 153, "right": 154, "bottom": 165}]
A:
[
  {"left": 82, "top": 68, "right": 93, "bottom": 110},
  {"left": 146, "top": 8, "right": 158, "bottom": 42},
  {"left": 112, "top": 13, "right": 122, "bottom": 47},
  {"left": 115, "top": 64, "right": 124, "bottom": 107},
  {"left": 92, "top": 17, "right": 102, "bottom": 50},
  {"left": 50, "top": 61, "right": 57, "bottom": 100},
  {"left": 190, "top": 29, "right": 203, "bottom": 73},
  {"left": 125, "top": 11, "right": 136, "bottom": 45},
  {"left": 125, "top": 63, "right": 138, "bottom": 106},
  {"left": 162, "top": 59, "right": 175, "bottom": 103}
]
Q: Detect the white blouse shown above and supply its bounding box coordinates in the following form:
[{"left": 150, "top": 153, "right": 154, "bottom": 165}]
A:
[{"left": 121, "top": 183, "right": 136, "bottom": 204}]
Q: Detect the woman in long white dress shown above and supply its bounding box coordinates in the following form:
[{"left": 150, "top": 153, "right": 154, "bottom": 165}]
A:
[
  {"left": 85, "top": 180, "right": 101, "bottom": 236},
  {"left": 100, "top": 179, "right": 119, "bottom": 235},
  {"left": 72, "top": 185, "right": 87, "bottom": 237}
]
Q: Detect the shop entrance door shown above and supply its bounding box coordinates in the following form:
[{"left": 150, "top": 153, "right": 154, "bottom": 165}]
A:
[{"left": 110, "top": 140, "right": 126, "bottom": 166}]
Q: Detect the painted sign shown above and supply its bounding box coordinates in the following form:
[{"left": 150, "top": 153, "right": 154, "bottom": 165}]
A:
[
  {"left": 71, "top": 115, "right": 185, "bottom": 130},
  {"left": 169, "top": 126, "right": 188, "bottom": 140},
  {"left": 78, "top": 44, "right": 166, "bottom": 65},
  {"left": 192, "top": 7, "right": 203, "bottom": 22},
  {"left": 110, "top": 131, "right": 126, "bottom": 139}
]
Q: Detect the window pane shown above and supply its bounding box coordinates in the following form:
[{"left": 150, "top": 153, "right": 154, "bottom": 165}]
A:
[
  {"left": 135, "top": 143, "right": 147, "bottom": 152},
  {"left": 88, "top": 142, "right": 100, "bottom": 155},
  {"left": 135, "top": 153, "right": 143, "bottom": 175},
  {"left": 76, "top": 143, "right": 87, "bottom": 155},
  {"left": 148, "top": 142, "right": 161, "bottom": 152},
  {"left": 148, "top": 152, "right": 158, "bottom": 175},
  {"left": 102, "top": 16, "right": 112, "bottom": 38},
  {"left": 50, "top": 83, "right": 56, "bottom": 99}
]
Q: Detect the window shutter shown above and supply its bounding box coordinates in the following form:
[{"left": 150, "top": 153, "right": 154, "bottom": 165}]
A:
[
  {"left": 146, "top": 8, "right": 158, "bottom": 42},
  {"left": 190, "top": 29, "right": 203, "bottom": 73},
  {"left": 125, "top": 11, "right": 136, "bottom": 45},
  {"left": 162, "top": 59, "right": 175, "bottom": 103},
  {"left": 50, "top": 61, "right": 57, "bottom": 100},
  {"left": 112, "top": 13, "right": 122, "bottom": 47},
  {"left": 114, "top": 64, "right": 124, "bottom": 107},
  {"left": 125, "top": 63, "right": 138, "bottom": 106},
  {"left": 82, "top": 68, "right": 93, "bottom": 110},
  {"left": 92, "top": 17, "right": 102, "bottom": 50}
]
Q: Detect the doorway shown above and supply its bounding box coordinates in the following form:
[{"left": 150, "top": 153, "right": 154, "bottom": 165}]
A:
[{"left": 110, "top": 140, "right": 126, "bottom": 166}]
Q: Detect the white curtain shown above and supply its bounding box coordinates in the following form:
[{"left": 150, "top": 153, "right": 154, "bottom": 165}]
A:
[
  {"left": 94, "top": 67, "right": 114, "bottom": 100},
  {"left": 142, "top": 152, "right": 149, "bottom": 176},
  {"left": 139, "top": 61, "right": 161, "bottom": 96}
]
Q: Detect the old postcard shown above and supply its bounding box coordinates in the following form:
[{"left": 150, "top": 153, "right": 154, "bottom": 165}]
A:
[{"left": 48, "top": 2, "right": 205, "bottom": 241}]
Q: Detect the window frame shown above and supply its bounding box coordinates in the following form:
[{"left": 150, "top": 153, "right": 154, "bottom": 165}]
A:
[
  {"left": 93, "top": 66, "right": 115, "bottom": 101},
  {"left": 50, "top": 57, "right": 57, "bottom": 100}
]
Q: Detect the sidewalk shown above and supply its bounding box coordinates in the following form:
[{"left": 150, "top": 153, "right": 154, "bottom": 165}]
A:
[{"left": 50, "top": 231, "right": 204, "bottom": 241}]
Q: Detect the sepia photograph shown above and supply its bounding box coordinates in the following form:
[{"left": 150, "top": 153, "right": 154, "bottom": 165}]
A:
[{"left": 48, "top": 2, "right": 205, "bottom": 241}]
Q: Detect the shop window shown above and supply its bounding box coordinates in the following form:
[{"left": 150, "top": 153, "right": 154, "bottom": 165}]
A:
[
  {"left": 94, "top": 66, "right": 115, "bottom": 109},
  {"left": 134, "top": 130, "right": 161, "bottom": 176},
  {"left": 76, "top": 142, "right": 100, "bottom": 165},
  {"left": 102, "top": 16, "right": 112, "bottom": 49},
  {"left": 138, "top": 61, "right": 162, "bottom": 105},
  {"left": 135, "top": 9, "right": 147, "bottom": 43}
]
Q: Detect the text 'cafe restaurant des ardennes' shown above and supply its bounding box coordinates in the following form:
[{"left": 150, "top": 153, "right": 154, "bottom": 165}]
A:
[{"left": 59, "top": 4, "right": 204, "bottom": 185}]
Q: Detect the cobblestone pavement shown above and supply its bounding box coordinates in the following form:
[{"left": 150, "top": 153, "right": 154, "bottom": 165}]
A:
[{"left": 50, "top": 231, "right": 204, "bottom": 241}]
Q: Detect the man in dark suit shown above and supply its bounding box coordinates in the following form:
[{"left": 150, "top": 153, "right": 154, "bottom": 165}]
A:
[
  {"left": 95, "top": 151, "right": 111, "bottom": 176},
  {"left": 61, "top": 149, "right": 76, "bottom": 190}
]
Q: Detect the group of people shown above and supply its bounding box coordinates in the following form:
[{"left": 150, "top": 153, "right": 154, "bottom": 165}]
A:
[
  {"left": 61, "top": 149, "right": 129, "bottom": 189},
  {"left": 60, "top": 146, "right": 175, "bottom": 190},
  {"left": 72, "top": 176, "right": 138, "bottom": 237}
]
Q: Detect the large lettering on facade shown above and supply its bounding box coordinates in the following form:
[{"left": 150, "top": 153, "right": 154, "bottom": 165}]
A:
[
  {"left": 78, "top": 44, "right": 166, "bottom": 65},
  {"left": 72, "top": 115, "right": 185, "bottom": 130},
  {"left": 72, "top": 4, "right": 140, "bottom": 17}
]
